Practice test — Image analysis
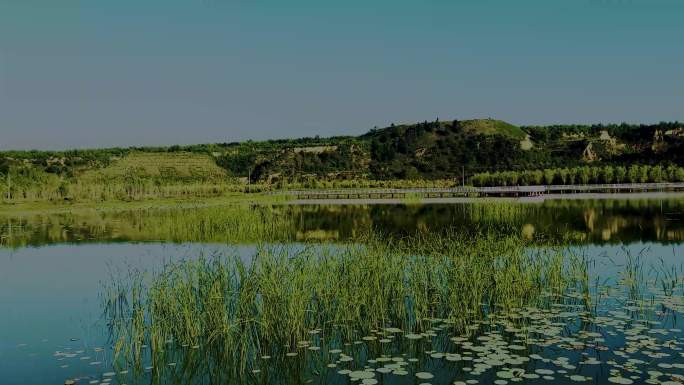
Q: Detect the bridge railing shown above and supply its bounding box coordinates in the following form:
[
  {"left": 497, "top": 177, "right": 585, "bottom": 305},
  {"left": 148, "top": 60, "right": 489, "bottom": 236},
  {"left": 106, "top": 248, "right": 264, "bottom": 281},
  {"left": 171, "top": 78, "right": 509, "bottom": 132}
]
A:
[{"left": 270, "top": 182, "right": 684, "bottom": 197}]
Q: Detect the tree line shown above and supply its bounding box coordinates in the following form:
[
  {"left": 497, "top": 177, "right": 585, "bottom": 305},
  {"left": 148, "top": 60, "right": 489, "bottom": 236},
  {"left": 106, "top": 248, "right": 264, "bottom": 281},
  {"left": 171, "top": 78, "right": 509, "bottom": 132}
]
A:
[{"left": 470, "top": 164, "right": 684, "bottom": 187}]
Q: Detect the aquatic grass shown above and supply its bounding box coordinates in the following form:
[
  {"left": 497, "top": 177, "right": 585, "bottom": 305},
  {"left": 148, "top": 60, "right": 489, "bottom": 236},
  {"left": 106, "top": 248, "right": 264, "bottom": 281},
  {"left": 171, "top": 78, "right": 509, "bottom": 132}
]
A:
[
  {"left": 4, "top": 196, "right": 684, "bottom": 248},
  {"left": 102, "top": 232, "right": 584, "bottom": 383},
  {"left": 653, "top": 252, "right": 682, "bottom": 297},
  {"left": 620, "top": 246, "right": 648, "bottom": 311}
]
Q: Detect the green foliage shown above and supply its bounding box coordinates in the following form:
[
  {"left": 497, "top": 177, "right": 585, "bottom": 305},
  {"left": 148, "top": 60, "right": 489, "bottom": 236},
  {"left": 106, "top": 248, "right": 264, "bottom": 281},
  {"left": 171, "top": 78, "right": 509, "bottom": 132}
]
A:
[
  {"left": 461, "top": 118, "right": 527, "bottom": 139},
  {"left": 0, "top": 166, "right": 64, "bottom": 201},
  {"left": 0, "top": 153, "right": 251, "bottom": 203},
  {"left": 1, "top": 118, "right": 682, "bottom": 201},
  {"left": 103, "top": 232, "right": 575, "bottom": 381},
  {"left": 365, "top": 119, "right": 528, "bottom": 180},
  {"left": 470, "top": 164, "right": 684, "bottom": 186}
]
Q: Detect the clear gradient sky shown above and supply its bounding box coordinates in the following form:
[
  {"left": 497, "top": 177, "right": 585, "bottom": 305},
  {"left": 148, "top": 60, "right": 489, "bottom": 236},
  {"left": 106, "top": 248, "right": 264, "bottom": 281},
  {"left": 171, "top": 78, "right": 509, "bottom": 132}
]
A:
[{"left": 1, "top": 0, "right": 683, "bottom": 150}]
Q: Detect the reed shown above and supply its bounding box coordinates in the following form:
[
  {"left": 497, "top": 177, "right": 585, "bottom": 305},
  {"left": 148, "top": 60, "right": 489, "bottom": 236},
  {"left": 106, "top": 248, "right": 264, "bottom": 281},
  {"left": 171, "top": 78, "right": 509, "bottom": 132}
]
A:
[{"left": 102, "top": 232, "right": 582, "bottom": 383}]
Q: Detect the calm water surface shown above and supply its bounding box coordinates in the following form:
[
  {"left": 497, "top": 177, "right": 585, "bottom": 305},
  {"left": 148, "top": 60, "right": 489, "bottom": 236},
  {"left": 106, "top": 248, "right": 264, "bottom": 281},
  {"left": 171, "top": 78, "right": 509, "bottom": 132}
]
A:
[{"left": 1, "top": 196, "right": 683, "bottom": 385}]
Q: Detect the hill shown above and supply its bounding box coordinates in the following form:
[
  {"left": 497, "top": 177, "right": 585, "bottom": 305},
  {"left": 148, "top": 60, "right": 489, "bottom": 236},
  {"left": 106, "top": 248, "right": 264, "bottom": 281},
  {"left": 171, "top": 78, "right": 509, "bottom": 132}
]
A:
[
  {"left": 359, "top": 119, "right": 532, "bottom": 179},
  {"left": 461, "top": 119, "right": 527, "bottom": 139},
  {"left": 1, "top": 118, "right": 683, "bottom": 198},
  {"left": 80, "top": 152, "right": 228, "bottom": 182}
]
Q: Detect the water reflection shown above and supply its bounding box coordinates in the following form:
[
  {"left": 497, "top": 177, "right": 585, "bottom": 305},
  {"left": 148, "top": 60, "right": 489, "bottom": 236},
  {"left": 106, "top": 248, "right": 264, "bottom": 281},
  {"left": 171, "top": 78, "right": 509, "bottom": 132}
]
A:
[
  {"left": 1, "top": 197, "right": 683, "bottom": 385},
  {"left": 1, "top": 197, "right": 683, "bottom": 247},
  {"left": 0, "top": 242, "right": 682, "bottom": 385},
  {"left": 79, "top": 244, "right": 684, "bottom": 385}
]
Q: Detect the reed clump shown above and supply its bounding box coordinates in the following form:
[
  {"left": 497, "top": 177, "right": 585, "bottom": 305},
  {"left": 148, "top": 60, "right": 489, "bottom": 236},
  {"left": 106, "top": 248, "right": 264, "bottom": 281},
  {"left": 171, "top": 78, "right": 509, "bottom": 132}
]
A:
[{"left": 103, "top": 232, "right": 579, "bottom": 381}]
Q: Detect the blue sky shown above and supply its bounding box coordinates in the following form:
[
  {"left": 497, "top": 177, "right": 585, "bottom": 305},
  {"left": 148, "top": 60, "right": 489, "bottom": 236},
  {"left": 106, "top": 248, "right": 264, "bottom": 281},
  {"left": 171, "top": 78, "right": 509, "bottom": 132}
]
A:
[{"left": 1, "top": 0, "right": 683, "bottom": 150}]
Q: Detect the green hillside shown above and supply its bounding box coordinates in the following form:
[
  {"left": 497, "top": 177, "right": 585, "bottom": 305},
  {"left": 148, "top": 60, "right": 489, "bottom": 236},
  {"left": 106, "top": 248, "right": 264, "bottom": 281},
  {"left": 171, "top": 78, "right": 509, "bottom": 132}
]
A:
[
  {"left": 360, "top": 119, "right": 529, "bottom": 179},
  {"left": 461, "top": 119, "right": 527, "bottom": 139},
  {"left": 80, "top": 152, "right": 228, "bottom": 182},
  {"left": 1, "top": 117, "right": 683, "bottom": 202}
]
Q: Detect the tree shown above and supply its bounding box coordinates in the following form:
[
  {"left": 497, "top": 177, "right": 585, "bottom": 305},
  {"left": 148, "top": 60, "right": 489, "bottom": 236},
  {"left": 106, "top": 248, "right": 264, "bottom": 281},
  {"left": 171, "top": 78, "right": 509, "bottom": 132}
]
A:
[
  {"left": 450, "top": 120, "right": 462, "bottom": 134},
  {"left": 475, "top": 172, "right": 492, "bottom": 187},
  {"left": 403, "top": 166, "right": 420, "bottom": 180},
  {"left": 397, "top": 138, "right": 408, "bottom": 154},
  {"left": 578, "top": 167, "right": 590, "bottom": 184},
  {"left": 589, "top": 167, "right": 601, "bottom": 184},
  {"left": 543, "top": 169, "right": 555, "bottom": 185},
  {"left": 648, "top": 165, "right": 664, "bottom": 182},
  {"left": 507, "top": 171, "right": 520, "bottom": 186},
  {"left": 519, "top": 171, "right": 532, "bottom": 186},
  {"left": 558, "top": 168, "right": 569, "bottom": 185},
  {"left": 627, "top": 165, "right": 640, "bottom": 183},
  {"left": 614, "top": 166, "right": 626, "bottom": 183},
  {"left": 600, "top": 166, "right": 614, "bottom": 184},
  {"left": 674, "top": 167, "right": 684, "bottom": 182},
  {"left": 531, "top": 170, "right": 544, "bottom": 185},
  {"left": 666, "top": 165, "right": 679, "bottom": 182},
  {"left": 638, "top": 165, "right": 650, "bottom": 183}
]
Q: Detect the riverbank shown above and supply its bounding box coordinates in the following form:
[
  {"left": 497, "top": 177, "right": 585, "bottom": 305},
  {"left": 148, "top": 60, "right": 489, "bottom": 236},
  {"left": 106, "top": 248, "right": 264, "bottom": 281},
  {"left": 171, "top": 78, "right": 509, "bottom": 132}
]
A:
[
  {"left": 278, "top": 182, "right": 684, "bottom": 200},
  {"left": 2, "top": 183, "right": 683, "bottom": 215},
  {"left": 0, "top": 193, "right": 283, "bottom": 215},
  {"left": 285, "top": 191, "right": 684, "bottom": 206}
]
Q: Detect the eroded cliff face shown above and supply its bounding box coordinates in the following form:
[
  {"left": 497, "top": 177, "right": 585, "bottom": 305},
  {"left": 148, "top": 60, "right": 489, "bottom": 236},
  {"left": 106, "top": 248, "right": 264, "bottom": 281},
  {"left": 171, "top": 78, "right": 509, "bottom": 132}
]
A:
[
  {"left": 582, "top": 143, "right": 598, "bottom": 162},
  {"left": 653, "top": 127, "right": 684, "bottom": 154}
]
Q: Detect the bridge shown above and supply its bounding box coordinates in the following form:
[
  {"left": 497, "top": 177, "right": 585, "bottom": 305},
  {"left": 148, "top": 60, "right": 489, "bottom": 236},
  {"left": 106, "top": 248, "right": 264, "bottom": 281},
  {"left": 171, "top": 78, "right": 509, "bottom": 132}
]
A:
[{"left": 272, "top": 182, "right": 684, "bottom": 200}]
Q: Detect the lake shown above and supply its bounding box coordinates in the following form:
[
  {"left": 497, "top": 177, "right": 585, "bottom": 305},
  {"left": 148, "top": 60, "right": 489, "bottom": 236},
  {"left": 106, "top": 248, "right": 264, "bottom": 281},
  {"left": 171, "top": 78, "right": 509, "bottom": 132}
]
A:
[{"left": 1, "top": 195, "right": 683, "bottom": 385}]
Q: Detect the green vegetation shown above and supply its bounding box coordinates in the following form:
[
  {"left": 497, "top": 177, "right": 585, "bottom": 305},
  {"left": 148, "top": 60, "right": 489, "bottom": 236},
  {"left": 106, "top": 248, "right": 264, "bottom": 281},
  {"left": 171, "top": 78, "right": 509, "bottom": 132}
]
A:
[
  {"left": 103, "top": 233, "right": 579, "bottom": 382},
  {"left": 3, "top": 197, "right": 683, "bottom": 248},
  {"left": 470, "top": 164, "right": 684, "bottom": 186},
  {"left": 82, "top": 152, "right": 228, "bottom": 180},
  {"left": 363, "top": 119, "right": 525, "bottom": 179},
  {"left": 401, "top": 192, "right": 423, "bottom": 205},
  {"left": 364, "top": 120, "right": 682, "bottom": 180},
  {"left": 68, "top": 152, "right": 242, "bottom": 201},
  {"left": 1, "top": 118, "right": 683, "bottom": 204},
  {"left": 0, "top": 152, "right": 259, "bottom": 203},
  {"left": 461, "top": 118, "right": 527, "bottom": 139}
]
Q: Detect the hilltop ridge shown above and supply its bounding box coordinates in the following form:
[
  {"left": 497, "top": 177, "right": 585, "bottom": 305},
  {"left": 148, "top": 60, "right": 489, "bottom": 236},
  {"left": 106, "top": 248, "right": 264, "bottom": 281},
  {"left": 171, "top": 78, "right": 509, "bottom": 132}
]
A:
[{"left": 1, "top": 118, "right": 682, "bottom": 189}]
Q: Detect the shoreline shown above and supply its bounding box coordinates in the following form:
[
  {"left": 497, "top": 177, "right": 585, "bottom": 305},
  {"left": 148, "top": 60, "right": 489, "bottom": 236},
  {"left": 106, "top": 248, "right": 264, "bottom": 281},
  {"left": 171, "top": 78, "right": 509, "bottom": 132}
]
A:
[
  {"left": 1, "top": 190, "right": 683, "bottom": 215},
  {"left": 0, "top": 194, "right": 274, "bottom": 215},
  {"left": 283, "top": 191, "right": 684, "bottom": 205}
]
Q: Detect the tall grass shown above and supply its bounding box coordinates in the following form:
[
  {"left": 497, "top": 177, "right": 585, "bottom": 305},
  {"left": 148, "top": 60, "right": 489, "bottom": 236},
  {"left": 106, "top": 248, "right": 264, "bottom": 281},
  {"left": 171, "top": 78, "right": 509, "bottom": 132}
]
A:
[
  {"left": 116, "top": 205, "right": 294, "bottom": 244},
  {"left": 3, "top": 197, "right": 683, "bottom": 248},
  {"left": 102, "top": 232, "right": 580, "bottom": 383},
  {"left": 0, "top": 204, "right": 294, "bottom": 248}
]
